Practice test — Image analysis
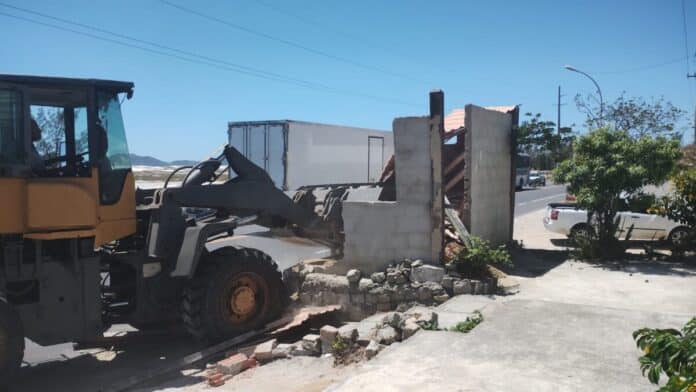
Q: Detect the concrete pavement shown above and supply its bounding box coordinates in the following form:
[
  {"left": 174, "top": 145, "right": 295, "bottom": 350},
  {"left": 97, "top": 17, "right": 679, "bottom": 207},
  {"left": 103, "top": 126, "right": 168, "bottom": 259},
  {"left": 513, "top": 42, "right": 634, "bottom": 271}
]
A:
[{"left": 325, "top": 208, "right": 696, "bottom": 391}]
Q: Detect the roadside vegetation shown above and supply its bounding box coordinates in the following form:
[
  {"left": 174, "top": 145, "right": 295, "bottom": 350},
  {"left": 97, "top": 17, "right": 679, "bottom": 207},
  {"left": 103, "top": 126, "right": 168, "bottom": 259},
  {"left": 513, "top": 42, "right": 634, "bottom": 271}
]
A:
[
  {"left": 656, "top": 155, "right": 696, "bottom": 254},
  {"left": 633, "top": 318, "right": 696, "bottom": 392},
  {"left": 550, "top": 93, "right": 689, "bottom": 260},
  {"left": 553, "top": 127, "right": 681, "bottom": 259},
  {"left": 448, "top": 236, "right": 513, "bottom": 279},
  {"left": 416, "top": 311, "right": 484, "bottom": 334}
]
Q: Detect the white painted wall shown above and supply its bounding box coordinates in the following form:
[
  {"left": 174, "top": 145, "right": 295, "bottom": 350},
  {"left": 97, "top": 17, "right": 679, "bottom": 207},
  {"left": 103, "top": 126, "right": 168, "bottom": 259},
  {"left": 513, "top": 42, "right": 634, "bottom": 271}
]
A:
[
  {"left": 341, "top": 116, "right": 441, "bottom": 273},
  {"left": 465, "top": 105, "right": 513, "bottom": 245}
]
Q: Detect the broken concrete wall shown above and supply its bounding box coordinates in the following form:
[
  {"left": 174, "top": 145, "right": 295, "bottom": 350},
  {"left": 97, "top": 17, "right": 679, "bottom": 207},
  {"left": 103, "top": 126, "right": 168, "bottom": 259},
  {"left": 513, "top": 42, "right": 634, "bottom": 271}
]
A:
[
  {"left": 464, "top": 104, "right": 514, "bottom": 245},
  {"left": 341, "top": 116, "right": 443, "bottom": 274}
]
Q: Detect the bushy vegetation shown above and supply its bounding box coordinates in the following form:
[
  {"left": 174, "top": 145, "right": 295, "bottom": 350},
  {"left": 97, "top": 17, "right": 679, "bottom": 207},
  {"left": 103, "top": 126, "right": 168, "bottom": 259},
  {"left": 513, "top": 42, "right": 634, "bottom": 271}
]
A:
[
  {"left": 633, "top": 318, "right": 696, "bottom": 391},
  {"left": 554, "top": 127, "right": 680, "bottom": 259},
  {"left": 451, "top": 236, "right": 512, "bottom": 277},
  {"left": 449, "top": 311, "right": 483, "bottom": 333},
  {"left": 657, "top": 168, "right": 696, "bottom": 253}
]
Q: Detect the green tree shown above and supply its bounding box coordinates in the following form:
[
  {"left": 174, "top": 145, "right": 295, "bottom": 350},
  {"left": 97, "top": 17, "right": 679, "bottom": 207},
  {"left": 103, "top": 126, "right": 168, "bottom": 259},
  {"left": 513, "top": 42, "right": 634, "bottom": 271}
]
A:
[
  {"left": 633, "top": 317, "right": 696, "bottom": 391},
  {"left": 575, "top": 93, "right": 685, "bottom": 139},
  {"left": 553, "top": 128, "right": 680, "bottom": 258},
  {"left": 517, "top": 112, "right": 574, "bottom": 169}
]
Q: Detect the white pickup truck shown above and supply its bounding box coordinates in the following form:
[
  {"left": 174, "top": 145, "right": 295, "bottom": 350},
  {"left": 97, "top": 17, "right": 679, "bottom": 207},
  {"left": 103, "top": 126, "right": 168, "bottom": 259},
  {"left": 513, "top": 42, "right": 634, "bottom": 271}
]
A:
[{"left": 543, "top": 202, "right": 688, "bottom": 246}]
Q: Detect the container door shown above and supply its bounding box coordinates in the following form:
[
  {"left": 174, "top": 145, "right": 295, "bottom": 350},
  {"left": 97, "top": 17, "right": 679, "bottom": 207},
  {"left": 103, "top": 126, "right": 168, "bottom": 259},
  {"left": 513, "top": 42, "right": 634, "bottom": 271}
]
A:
[
  {"left": 368, "top": 136, "right": 384, "bottom": 182},
  {"left": 229, "top": 125, "right": 244, "bottom": 153},
  {"left": 247, "top": 124, "right": 266, "bottom": 170},
  {"left": 266, "top": 124, "right": 285, "bottom": 189}
]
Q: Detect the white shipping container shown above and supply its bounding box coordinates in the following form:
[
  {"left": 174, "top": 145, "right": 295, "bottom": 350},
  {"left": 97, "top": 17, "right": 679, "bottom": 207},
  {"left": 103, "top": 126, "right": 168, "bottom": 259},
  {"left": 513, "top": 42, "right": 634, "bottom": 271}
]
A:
[{"left": 228, "top": 120, "right": 394, "bottom": 190}]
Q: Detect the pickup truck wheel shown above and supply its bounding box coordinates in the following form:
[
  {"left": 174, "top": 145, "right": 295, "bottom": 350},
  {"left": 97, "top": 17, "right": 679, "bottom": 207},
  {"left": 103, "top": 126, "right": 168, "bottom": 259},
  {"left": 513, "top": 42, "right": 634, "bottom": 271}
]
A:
[
  {"left": 181, "top": 247, "right": 286, "bottom": 342},
  {"left": 668, "top": 227, "right": 690, "bottom": 249},
  {"left": 0, "top": 299, "right": 24, "bottom": 384},
  {"left": 569, "top": 225, "right": 593, "bottom": 244}
]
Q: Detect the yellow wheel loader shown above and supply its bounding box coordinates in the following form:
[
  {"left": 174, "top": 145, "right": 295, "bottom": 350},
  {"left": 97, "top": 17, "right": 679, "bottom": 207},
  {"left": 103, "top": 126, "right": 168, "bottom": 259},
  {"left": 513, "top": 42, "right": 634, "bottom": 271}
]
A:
[{"left": 0, "top": 74, "right": 342, "bottom": 382}]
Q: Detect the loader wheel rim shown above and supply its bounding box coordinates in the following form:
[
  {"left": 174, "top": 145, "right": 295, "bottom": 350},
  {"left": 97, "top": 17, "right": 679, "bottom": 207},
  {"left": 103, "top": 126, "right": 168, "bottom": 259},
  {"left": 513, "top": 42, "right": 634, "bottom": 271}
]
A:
[
  {"left": 224, "top": 273, "right": 268, "bottom": 323},
  {"left": 231, "top": 286, "right": 256, "bottom": 316}
]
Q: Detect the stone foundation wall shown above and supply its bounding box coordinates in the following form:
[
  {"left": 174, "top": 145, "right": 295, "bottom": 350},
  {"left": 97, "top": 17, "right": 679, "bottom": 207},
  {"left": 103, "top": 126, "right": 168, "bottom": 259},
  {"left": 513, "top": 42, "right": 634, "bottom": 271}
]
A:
[{"left": 293, "top": 259, "right": 497, "bottom": 321}]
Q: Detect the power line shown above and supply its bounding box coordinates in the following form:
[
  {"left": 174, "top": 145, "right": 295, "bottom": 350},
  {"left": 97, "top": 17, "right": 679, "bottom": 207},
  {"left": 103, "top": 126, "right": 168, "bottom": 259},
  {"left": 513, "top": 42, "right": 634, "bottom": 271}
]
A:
[
  {"left": 589, "top": 56, "right": 689, "bottom": 75},
  {"left": 0, "top": 5, "right": 417, "bottom": 106},
  {"left": 251, "top": 0, "right": 410, "bottom": 61},
  {"left": 157, "top": 0, "right": 429, "bottom": 84}
]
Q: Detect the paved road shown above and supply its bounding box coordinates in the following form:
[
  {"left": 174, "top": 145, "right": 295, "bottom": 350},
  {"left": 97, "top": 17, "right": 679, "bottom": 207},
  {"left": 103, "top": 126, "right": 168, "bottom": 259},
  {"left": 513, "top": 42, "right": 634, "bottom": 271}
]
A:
[{"left": 514, "top": 184, "right": 566, "bottom": 216}]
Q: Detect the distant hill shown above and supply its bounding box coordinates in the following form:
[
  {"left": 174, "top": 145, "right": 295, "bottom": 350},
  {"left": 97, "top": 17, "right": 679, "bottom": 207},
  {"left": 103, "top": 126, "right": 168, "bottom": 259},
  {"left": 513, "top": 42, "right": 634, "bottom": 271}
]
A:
[{"left": 130, "top": 154, "right": 197, "bottom": 167}]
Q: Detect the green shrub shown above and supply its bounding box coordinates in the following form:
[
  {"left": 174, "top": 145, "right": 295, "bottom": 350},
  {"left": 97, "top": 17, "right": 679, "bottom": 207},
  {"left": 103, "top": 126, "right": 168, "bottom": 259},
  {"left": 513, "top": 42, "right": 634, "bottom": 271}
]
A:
[
  {"left": 449, "top": 311, "right": 483, "bottom": 333},
  {"left": 331, "top": 335, "right": 349, "bottom": 355},
  {"left": 658, "top": 168, "right": 696, "bottom": 253},
  {"left": 451, "top": 236, "right": 512, "bottom": 278},
  {"left": 633, "top": 317, "right": 696, "bottom": 391},
  {"left": 417, "top": 319, "right": 440, "bottom": 331}
]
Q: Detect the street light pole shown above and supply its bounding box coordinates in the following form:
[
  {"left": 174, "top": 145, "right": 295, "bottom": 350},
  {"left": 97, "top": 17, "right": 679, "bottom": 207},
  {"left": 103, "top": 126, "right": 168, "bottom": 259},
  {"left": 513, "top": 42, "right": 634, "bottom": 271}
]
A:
[{"left": 564, "top": 65, "right": 603, "bottom": 121}]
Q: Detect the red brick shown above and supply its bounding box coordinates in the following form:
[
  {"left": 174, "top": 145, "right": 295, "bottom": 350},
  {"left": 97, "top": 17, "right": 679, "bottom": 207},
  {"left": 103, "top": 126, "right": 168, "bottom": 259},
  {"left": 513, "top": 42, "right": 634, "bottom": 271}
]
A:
[{"left": 216, "top": 353, "right": 248, "bottom": 375}]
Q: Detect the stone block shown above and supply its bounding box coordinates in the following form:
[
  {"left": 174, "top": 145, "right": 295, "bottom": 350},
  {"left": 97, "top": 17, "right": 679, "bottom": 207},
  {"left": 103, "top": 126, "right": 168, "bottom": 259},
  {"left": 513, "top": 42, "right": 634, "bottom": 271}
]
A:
[
  {"left": 346, "top": 269, "right": 362, "bottom": 284},
  {"left": 370, "top": 272, "right": 386, "bottom": 283},
  {"left": 376, "top": 325, "right": 399, "bottom": 345},
  {"left": 421, "top": 281, "right": 446, "bottom": 296},
  {"left": 433, "top": 293, "right": 450, "bottom": 304},
  {"left": 404, "top": 307, "right": 438, "bottom": 325},
  {"left": 358, "top": 278, "right": 376, "bottom": 292},
  {"left": 338, "top": 325, "right": 358, "bottom": 342},
  {"left": 301, "top": 334, "right": 321, "bottom": 355},
  {"left": 441, "top": 276, "right": 454, "bottom": 292},
  {"left": 381, "top": 312, "right": 404, "bottom": 329},
  {"left": 272, "top": 343, "right": 295, "bottom": 358},
  {"left": 252, "top": 338, "right": 277, "bottom": 362},
  {"left": 365, "top": 340, "right": 380, "bottom": 359},
  {"left": 319, "top": 325, "right": 338, "bottom": 353},
  {"left": 216, "top": 353, "right": 248, "bottom": 375},
  {"left": 472, "top": 280, "right": 482, "bottom": 294},
  {"left": 453, "top": 279, "right": 472, "bottom": 295},
  {"left": 350, "top": 292, "right": 366, "bottom": 305},
  {"left": 417, "top": 284, "right": 432, "bottom": 302},
  {"left": 411, "top": 265, "right": 445, "bottom": 283},
  {"left": 402, "top": 319, "right": 420, "bottom": 340}
]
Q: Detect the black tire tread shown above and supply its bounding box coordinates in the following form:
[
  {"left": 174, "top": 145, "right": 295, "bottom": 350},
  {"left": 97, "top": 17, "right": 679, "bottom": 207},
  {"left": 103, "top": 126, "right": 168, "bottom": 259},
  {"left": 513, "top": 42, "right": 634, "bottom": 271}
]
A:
[
  {"left": 181, "top": 247, "right": 286, "bottom": 342},
  {"left": 0, "top": 298, "right": 24, "bottom": 384}
]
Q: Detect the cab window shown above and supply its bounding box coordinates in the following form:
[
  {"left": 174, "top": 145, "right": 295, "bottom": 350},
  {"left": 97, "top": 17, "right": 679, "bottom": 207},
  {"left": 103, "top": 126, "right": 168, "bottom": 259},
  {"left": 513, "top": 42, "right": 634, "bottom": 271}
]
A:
[
  {"left": 27, "top": 87, "right": 90, "bottom": 177},
  {"left": 97, "top": 91, "right": 131, "bottom": 204},
  {"left": 0, "top": 89, "right": 24, "bottom": 169},
  {"left": 30, "top": 106, "right": 67, "bottom": 170}
]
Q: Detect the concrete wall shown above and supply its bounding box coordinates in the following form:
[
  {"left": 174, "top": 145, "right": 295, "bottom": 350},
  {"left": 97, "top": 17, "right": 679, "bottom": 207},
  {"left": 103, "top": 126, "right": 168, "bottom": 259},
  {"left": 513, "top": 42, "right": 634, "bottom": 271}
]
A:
[
  {"left": 341, "top": 116, "right": 442, "bottom": 273},
  {"left": 465, "top": 105, "right": 513, "bottom": 245}
]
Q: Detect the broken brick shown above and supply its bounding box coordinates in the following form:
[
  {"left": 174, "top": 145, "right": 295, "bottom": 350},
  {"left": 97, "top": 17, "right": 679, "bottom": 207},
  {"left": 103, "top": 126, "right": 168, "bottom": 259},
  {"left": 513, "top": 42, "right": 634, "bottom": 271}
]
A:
[{"left": 216, "top": 353, "right": 248, "bottom": 376}]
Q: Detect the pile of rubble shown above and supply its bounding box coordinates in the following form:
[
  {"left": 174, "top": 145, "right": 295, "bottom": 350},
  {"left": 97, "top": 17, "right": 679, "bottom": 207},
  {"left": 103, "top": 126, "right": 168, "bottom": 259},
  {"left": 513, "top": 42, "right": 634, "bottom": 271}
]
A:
[
  {"left": 205, "top": 307, "right": 438, "bottom": 387},
  {"left": 294, "top": 259, "right": 497, "bottom": 320}
]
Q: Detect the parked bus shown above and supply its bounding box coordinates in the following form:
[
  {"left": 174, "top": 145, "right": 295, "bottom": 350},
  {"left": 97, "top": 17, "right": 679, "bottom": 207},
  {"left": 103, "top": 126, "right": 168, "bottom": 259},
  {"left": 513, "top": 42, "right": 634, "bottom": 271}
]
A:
[{"left": 515, "top": 153, "right": 531, "bottom": 190}]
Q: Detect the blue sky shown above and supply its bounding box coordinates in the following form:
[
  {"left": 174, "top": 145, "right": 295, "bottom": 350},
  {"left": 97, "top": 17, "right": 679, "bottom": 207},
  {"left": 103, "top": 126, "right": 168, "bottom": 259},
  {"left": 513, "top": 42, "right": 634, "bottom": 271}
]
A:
[{"left": 1, "top": 0, "right": 695, "bottom": 161}]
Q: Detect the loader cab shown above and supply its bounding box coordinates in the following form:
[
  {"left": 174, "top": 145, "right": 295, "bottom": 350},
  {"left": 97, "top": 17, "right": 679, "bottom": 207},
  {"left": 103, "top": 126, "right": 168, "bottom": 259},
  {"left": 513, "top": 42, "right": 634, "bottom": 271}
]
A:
[{"left": 0, "top": 75, "right": 137, "bottom": 245}]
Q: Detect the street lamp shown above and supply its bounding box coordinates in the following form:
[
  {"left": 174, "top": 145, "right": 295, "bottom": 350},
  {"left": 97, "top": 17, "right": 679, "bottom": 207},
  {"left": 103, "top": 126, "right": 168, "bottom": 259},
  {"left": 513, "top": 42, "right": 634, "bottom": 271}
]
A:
[{"left": 564, "top": 65, "right": 603, "bottom": 121}]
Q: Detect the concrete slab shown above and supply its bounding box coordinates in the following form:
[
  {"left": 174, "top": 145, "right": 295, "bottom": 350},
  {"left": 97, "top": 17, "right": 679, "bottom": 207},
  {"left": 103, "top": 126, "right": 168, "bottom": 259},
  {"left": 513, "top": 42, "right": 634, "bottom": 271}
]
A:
[
  {"left": 434, "top": 294, "right": 501, "bottom": 329},
  {"left": 327, "top": 299, "right": 692, "bottom": 392}
]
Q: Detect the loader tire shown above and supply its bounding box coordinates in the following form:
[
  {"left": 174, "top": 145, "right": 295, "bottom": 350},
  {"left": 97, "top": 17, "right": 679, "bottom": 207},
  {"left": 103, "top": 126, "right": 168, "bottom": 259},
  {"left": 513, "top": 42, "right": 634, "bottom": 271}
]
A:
[
  {"left": 0, "top": 299, "right": 24, "bottom": 384},
  {"left": 181, "top": 247, "right": 286, "bottom": 342}
]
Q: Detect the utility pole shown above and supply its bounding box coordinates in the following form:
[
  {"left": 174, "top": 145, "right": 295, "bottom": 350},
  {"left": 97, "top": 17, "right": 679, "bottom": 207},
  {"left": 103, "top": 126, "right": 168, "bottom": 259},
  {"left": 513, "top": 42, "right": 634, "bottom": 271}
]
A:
[
  {"left": 557, "top": 85, "right": 562, "bottom": 134},
  {"left": 689, "top": 73, "right": 695, "bottom": 144}
]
